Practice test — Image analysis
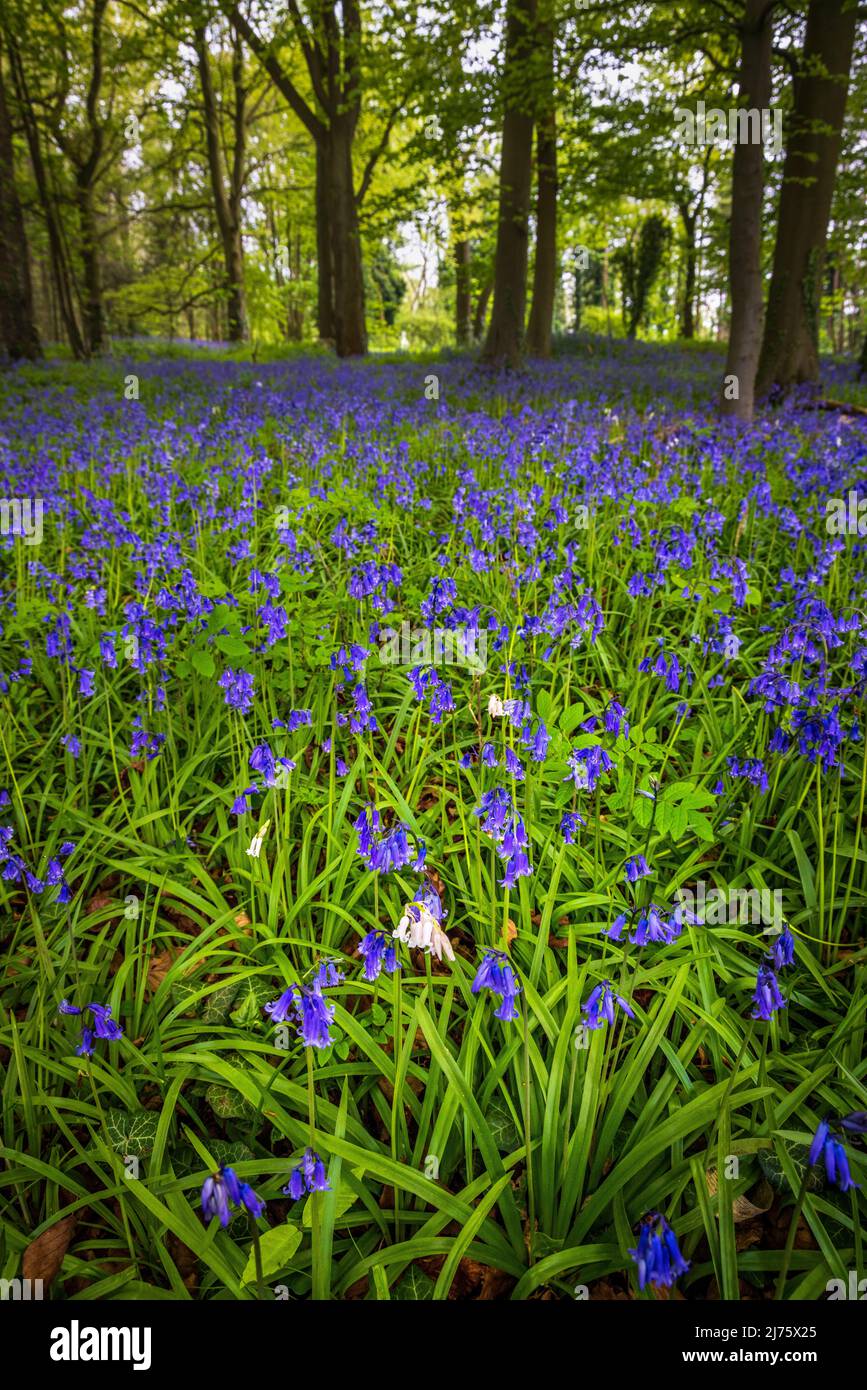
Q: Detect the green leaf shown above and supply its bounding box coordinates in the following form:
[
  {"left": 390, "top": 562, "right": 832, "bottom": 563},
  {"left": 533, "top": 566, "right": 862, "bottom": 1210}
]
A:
[
  {"left": 486, "top": 1096, "right": 521, "bottom": 1153},
  {"left": 104, "top": 1108, "right": 159, "bottom": 1158},
  {"left": 758, "top": 1141, "right": 824, "bottom": 1194},
  {"left": 205, "top": 1054, "right": 261, "bottom": 1120},
  {"left": 229, "top": 977, "right": 272, "bottom": 1028},
  {"left": 190, "top": 649, "right": 215, "bottom": 678},
  {"left": 241, "top": 1224, "right": 303, "bottom": 1285},
  {"left": 215, "top": 634, "right": 251, "bottom": 659},
  {"left": 391, "top": 1264, "right": 436, "bottom": 1300},
  {"left": 302, "top": 1167, "right": 365, "bottom": 1227},
  {"left": 202, "top": 983, "right": 240, "bottom": 1024}
]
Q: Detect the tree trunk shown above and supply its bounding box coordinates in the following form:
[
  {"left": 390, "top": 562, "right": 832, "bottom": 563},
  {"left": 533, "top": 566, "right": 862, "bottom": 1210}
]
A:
[
  {"left": 678, "top": 202, "right": 696, "bottom": 340},
  {"left": 756, "top": 0, "right": 857, "bottom": 397},
  {"left": 719, "top": 0, "right": 773, "bottom": 419},
  {"left": 195, "top": 26, "right": 249, "bottom": 342},
  {"left": 314, "top": 143, "right": 335, "bottom": 343},
  {"left": 482, "top": 0, "right": 537, "bottom": 366},
  {"left": 76, "top": 180, "right": 104, "bottom": 354},
  {"left": 473, "top": 279, "right": 492, "bottom": 342},
  {"left": 7, "top": 35, "right": 85, "bottom": 358},
  {"left": 454, "top": 238, "right": 472, "bottom": 345},
  {"left": 0, "top": 36, "right": 40, "bottom": 359},
  {"left": 526, "top": 4, "right": 556, "bottom": 358},
  {"left": 325, "top": 117, "right": 367, "bottom": 357}
]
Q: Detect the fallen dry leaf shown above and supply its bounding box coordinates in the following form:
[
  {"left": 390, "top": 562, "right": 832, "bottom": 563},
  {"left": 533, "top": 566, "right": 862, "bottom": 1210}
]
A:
[
  {"left": 147, "top": 948, "right": 177, "bottom": 993},
  {"left": 706, "top": 1168, "right": 773, "bottom": 1222},
  {"left": 23, "top": 1214, "right": 76, "bottom": 1286}
]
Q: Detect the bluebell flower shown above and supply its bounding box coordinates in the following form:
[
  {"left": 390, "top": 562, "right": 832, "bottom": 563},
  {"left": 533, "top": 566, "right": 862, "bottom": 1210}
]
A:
[
  {"left": 201, "top": 1171, "right": 232, "bottom": 1227},
  {"left": 283, "top": 1148, "right": 330, "bottom": 1198},
  {"left": 603, "top": 912, "right": 629, "bottom": 941},
  {"left": 358, "top": 928, "right": 402, "bottom": 982},
  {"left": 767, "top": 923, "right": 795, "bottom": 971},
  {"left": 603, "top": 700, "right": 630, "bottom": 740},
  {"left": 559, "top": 811, "right": 585, "bottom": 843},
  {"left": 218, "top": 667, "right": 255, "bottom": 714},
  {"left": 202, "top": 1165, "right": 264, "bottom": 1225},
  {"left": 264, "top": 976, "right": 336, "bottom": 1049},
  {"left": 625, "top": 854, "right": 651, "bottom": 884},
  {"left": 263, "top": 986, "right": 299, "bottom": 1024},
  {"left": 582, "top": 980, "right": 634, "bottom": 1029},
  {"left": 629, "top": 1212, "right": 690, "bottom": 1290},
  {"left": 751, "top": 963, "right": 786, "bottom": 1020},
  {"left": 59, "top": 1000, "right": 123, "bottom": 1055},
  {"left": 283, "top": 1167, "right": 306, "bottom": 1200},
  {"left": 312, "top": 958, "right": 344, "bottom": 990},
  {"left": 809, "top": 1119, "right": 860, "bottom": 1193},
  {"left": 231, "top": 783, "right": 259, "bottom": 816},
  {"left": 631, "top": 903, "right": 674, "bottom": 946},
  {"left": 471, "top": 949, "right": 521, "bottom": 1022},
  {"left": 840, "top": 1111, "right": 867, "bottom": 1134}
]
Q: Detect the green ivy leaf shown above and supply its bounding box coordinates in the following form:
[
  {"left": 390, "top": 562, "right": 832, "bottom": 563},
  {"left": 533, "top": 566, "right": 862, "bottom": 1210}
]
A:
[
  {"left": 758, "top": 1140, "right": 824, "bottom": 1194},
  {"left": 229, "top": 977, "right": 273, "bottom": 1028},
  {"left": 202, "top": 983, "right": 241, "bottom": 1024},
  {"left": 104, "top": 1108, "right": 159, "bottom": 1158},
  {"left": 487, "top": 1096, "right": 521, "bottom": 1153},
  {"left": 391, "top": 1264, "right": 436, "bottom": 1300}
]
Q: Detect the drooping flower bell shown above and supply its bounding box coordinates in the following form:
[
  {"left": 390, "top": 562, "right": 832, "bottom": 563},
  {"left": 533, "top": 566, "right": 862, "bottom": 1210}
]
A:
[
  {"left": 751, "top": 963, "right": 786, "bottom": 1020},
  {"left": 767, "top": 923, "right": 795, "bottom": 972},
  {"left": 582, "top": 980, "right": 634, "bottom": 1030},
  {"left": 59, "top": 1000, "right": 123, "bottom": 1057},
  {"left": 808, "top": 1118, "right": 860, "bottom": 1193},
  {"left": 358, "top": 929, "right": 402, "bottom": 982},
  {"left": 283, "top": 1148, "right": 330, "bottom": 1199},
  {"left": 471, "top": 949, "right": 521, "bottom": 1022},
  {"left": 264, "top": 968, "right": 339, "bottom": 1049},
  {"left": 629, "top": 1212, "right": 690, "bottom": 1290},
  {"left": 202, "top": 1164, "right": 265, "bottom": 1226}
]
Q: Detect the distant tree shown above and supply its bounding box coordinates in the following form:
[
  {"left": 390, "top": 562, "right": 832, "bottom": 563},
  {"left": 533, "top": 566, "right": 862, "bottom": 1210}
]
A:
[
  {"left": 368, "top": 245, "right": 406, "bottom": 327},
  {"left": 615, "top": 214, "right": 670, "bottom": 339},
  {"left": 193, "top": 14, "right": 250, "bottom": 341}
]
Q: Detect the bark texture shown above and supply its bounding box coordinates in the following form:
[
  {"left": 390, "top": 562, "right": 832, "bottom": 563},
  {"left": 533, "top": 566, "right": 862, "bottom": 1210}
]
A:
[{"left": 756, "top": 0, "right": 857, "bottom": 397}]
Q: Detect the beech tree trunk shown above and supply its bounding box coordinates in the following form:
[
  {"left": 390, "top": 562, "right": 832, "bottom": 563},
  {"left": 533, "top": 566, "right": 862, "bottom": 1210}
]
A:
[
  {"left": 678, "top": 202, "right": 696, "bottom": 341},
  {"left": 482, "top": 0, "right": 537, "bottom": 366},
  {"left": 195, "top": 26, "right": 249, "bottom": 342},
  {"left": 7, "top": 34, "right": 85, "bottom": 358},
  {"left": 76, "top": 181, "right": 104, "bottom": 354},
  {"left": 719, "top": 0, "right": 773, "bottom": 420},
  {"left": 314, "top": 144, "right": 335, "bottom": 343},
  {"left": 756, "top": 0, "right": 857, "bottom": 396},
  {"left": 526, "top": 5, "right": 556, "bottom": 358},
  {"left": 455, "top": 238, "right": 472, "bottom": 345},
  {"left": 473, "top": 280, "right": 492, "bottom": 342},
  {"left": 324, "top": 117, "right": 367, "bottom": 358},
  {"left": 0, "top": 36, "right": 40, "bottom": 359},
  {"left": 225, "top": 1, "right": 369, "bottom": 357}
]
